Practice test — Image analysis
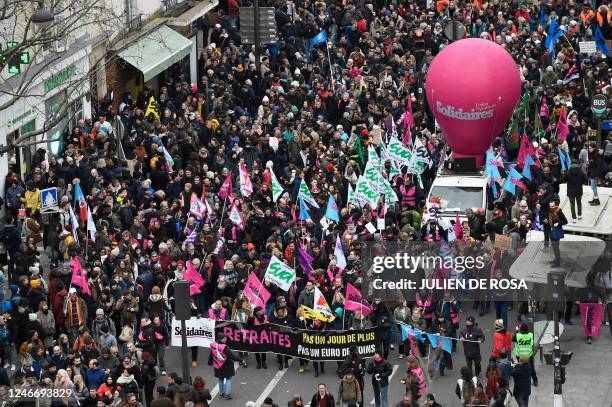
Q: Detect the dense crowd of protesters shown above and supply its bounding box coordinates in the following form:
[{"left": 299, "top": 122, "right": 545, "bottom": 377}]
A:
[{"left": 0, "top": 0, "right": 611, "bottom": 406}]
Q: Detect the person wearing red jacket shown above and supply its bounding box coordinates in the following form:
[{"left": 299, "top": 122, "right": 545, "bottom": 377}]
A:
[{"left": 491, "top": 319, "right": 512, "bottom": 361}]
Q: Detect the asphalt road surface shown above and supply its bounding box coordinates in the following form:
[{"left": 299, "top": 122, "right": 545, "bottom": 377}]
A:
[{"left": 159, "top": 305, "right": 612, "bottom": 407}]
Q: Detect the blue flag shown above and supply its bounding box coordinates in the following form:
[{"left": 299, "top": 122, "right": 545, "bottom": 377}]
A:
[
  {"left": 595, "top": 26, "right": 609, "bottom": 55},
  {"left": 523, "top": 155, "right": 535, "bottom": 181},
  {"left": 299, "top": 196, "right": 310, "bottom": 221},
  {"left": 401, "top": 325, "right": 425, "bottom": 342},
  {"left": 313, "top": 30, "right": 328, "bottom": 46},
  {"left": 538, "top": 3, "right": 547, "bottom": 27},
  {"left": 558, "top": 148, "right": 567, "bottom": 171},
  {"left": 440, "top": 337, "right": 453, "bottom": 354},
  {"left": 485, "top": 150, "right": 502, "bottom": 183},
  {"left": 545, "top": 19, "right": 562, "bottom": 58},
  {"left": 504, "top": 168, "right": 526, "bottom": 196},
  {"left": 325, "top": 194, "right": 340, "bottom": 222}
]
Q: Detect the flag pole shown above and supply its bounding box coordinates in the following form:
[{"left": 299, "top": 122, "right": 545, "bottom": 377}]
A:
[
  {"left": 325, "top": 39, "right": 334, "bottom": 92},
  {"left": 217, "top": 197, "right": 227, "bottom": 232}
]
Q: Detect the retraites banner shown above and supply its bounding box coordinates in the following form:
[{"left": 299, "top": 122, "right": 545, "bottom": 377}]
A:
[{"left": 171, "top": 318, "right": 379, "bottom": 361}]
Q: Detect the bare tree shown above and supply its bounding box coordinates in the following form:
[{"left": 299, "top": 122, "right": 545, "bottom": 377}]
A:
[{"left": 0, "top": 0, "right": 123, "bottom": 154}]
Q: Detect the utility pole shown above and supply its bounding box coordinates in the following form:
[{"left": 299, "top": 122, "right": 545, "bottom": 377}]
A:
[
  {"left": 548, "top": 271, "right": 566, "bottom": 407},
  {"left": 253, "top": 0, "right": 261, "bottom": 76}
]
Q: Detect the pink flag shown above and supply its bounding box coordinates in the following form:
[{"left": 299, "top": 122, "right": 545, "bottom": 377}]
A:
[
  {"left": 454, "top": 212, "right": 463, "bottom": 241},
  {"left": 239, "top": 163, "right": 253, "bottom": 197},
  {"left": 517, "top": 134, "right": 530, "bottom": 167},
  {"left": 228, "top": 204, "right": 244, "bottom": 229},
  {"left": 69, "top": 256, "right": 91, "bottom": 296},
  {"left": 402, "top": 126, "right": 412, "bottom": 145},
  {"left": 540, "top": 97, "right": 549, "bottom": 118},
  {"left": 243, "top": 272, "right": 270, "bottom": 309},
  {"left": 219, "top": 174, "right": 234, "bottom": 201},
  {"left": 403, "top": 96, "right": 414, "bottom": 129},
  {"left": 344, "top": 283, "right": 372, "bottom": 316},
  {"left": 556, "top": 106, "right": 569, "bottom": 141},
  {"left": 184, "top": 260, "right": 205, "bottom": 296},
  {"left": 579, "top": 303, "right": 605, "bottom": 337}
]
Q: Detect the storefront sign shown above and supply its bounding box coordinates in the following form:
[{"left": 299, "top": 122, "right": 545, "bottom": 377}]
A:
[
  {"left": 44, "top": 65, "right": 76, "bottom": 93},
  {"left": 6, "top": 108, "right": 35, "bottom": 129}
]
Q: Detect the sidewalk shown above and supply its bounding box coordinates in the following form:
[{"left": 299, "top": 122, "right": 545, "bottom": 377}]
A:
[{"left": 531, "top": 322, "right": 612, "bottom": 407}]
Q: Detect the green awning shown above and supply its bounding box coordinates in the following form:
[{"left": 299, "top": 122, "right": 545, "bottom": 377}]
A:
[{"left": 118, "top": 25, "right": 192, "bottom": 82}]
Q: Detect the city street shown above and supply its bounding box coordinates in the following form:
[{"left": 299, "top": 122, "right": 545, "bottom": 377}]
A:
[{"left": 160, "top": 308, "right": 612, "bottom": 407}]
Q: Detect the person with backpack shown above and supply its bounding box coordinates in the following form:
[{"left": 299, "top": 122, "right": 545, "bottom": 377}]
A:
[
  {"left": 455, "top": 366, "right": 478, "bottom": 407},
  {"left": 336, "top": 371, "right": 362, "bottom": 407},
  {"left": 511, "top": 356, "right": 532, "bottom": 407},
  {"left": 207, "top": 332, "right": 242, "bottom": 400},
  {"left": 366, "top": 351, "right": 393, "bottom": 407}
]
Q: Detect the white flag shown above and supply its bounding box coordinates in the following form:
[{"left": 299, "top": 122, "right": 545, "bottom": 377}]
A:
[
  {"left": 298, "top": 179, "right": 320, "bottom": 208},
  {"left": 68, "top": 205, "right": 79, "bottom": 242},
  {"left": 334, "top": 236, "right": 347, "bottom": 269},
  {"left": 239, "top": 163, "right": 253, "bottom": 197},
  {"left": 270, "top": 170, "right": 284, "bottom": 202},
  {"left": 314, "top": 286, "right": 332, "bottom": 316},
  {"left": 228, "top": 204, "right": 244, "bottom": 228},
  {"left": 86, "top": 205, "right": 96, "bottom": 242},
  {"left": 264, "top": 255, "right": 296, "bottom": 291}
]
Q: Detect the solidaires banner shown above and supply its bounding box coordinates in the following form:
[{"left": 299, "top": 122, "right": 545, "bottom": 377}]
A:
[
  {"left": 171, "top": 317, "right": 216, "bottom": 347},
  {"left": 214, "top": 321, "right": 378, "bottom": 361}
]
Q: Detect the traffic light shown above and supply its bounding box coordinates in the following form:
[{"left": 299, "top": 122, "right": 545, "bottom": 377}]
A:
[
  {"left": 7, "top": 54, "right": 20, "bottom": 74},
  {"left": 19, "top": 51, "right": 30, "bottom": 64}
]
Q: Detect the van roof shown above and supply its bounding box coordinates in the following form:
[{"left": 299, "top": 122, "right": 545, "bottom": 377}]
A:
[{"left": 430, "top": 175, "right": 487, "bottom": 188}]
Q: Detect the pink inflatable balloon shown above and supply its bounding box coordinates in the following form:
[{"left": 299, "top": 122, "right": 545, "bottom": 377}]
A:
[{"left": 426, "top": 39, "right": 521, "bottom": 165}]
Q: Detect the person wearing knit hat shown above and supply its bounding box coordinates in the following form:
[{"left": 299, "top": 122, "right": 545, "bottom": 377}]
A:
[
  {"left": 513, "top": 323, "right": 538, "bottom": 386},
  {"left": 492, "top": 319, "right": 512, "bottom": 361}
]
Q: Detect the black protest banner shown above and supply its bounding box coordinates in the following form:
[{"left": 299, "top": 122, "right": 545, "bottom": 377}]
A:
[{"left": 214, "top": 321, "right": 378, "bottom": 361}]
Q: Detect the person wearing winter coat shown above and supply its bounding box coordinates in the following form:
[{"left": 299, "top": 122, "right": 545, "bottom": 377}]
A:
[
  {"left": 561, "top": 159, "right": 588, "bottom": 222},
  {"left": 370, "top": 298, "right": 392, "bottom": 359},
  {"left": 310, "top": 383, "right": 335, "bottom": 407},
  {"left": 491, "top": 319, "right": 512, "bottom": 361},
  {"left": 84, "top": 358, "right": 106, "bottom": 389},
  {"left": 548, "top": 199, "right": 568, "bottom": 267},
  {"left": 511, "top": 356, "right": 532, "bottom": 407},
  {"left": 459, "top": 316, "right": 485, "bottom": 376},
  {"left": 36, "top": 300, "right": 55, "bottom": 352},
  {"left": 269, "top": 306, "right": 294, "bottom": 370},
  {"left": 91, "top": 308, "right": 117, "bottom": 343},
  {"left": 207, "top": 333, "right": 242, "bottom": 400},
  {"left": 366, "top": 352, "right": 393, "bottom": 407},
  {"left": 587, "top": 146, "right": 607, "bottom": 206},
  {"left": 337, "top": 371, "right": 362, "bottom": 407}
]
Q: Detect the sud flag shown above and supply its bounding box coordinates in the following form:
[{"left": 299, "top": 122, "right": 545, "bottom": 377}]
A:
[{"left": 74, "top": 183, "right": 87, "bottom": 222}]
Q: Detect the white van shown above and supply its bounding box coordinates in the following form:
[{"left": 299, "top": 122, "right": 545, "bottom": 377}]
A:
[{"left": 426, "top": 172, "right": 488, "bottom": 224}]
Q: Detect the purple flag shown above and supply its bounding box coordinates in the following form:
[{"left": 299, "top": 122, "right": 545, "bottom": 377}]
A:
[{"left": 297, "top": 246, "right": 314, "bottom": 279}]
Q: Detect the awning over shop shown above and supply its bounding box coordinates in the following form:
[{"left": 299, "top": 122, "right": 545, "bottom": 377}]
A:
[
  {"left": 168, "top": 0, "right": 219, "bottom": 27},
  {"left": 118, "top": 25, "right": 191, "bottom": 82}
]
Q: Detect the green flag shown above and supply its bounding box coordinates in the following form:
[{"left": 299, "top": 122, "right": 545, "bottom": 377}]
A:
[
  {"left": 270, "top": 170, "right": 284, "bottom": 202},
  {"left": 507, "top": 115, "right": 520, "bottom": 150},
  {"left": 353, "top": 136, "right": 365, "bottom": 165},
  {"left": 298, "top": 179, "right": 320, "bottom": 208}
]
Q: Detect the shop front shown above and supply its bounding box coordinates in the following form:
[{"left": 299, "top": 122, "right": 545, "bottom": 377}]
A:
[{"left": 0, "top": 36, "right": 97, "bottom": 194}]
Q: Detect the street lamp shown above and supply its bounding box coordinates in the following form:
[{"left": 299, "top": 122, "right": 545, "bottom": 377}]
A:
[{"left": 31, "top": 2, "right": 54, "bottom": 28}]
